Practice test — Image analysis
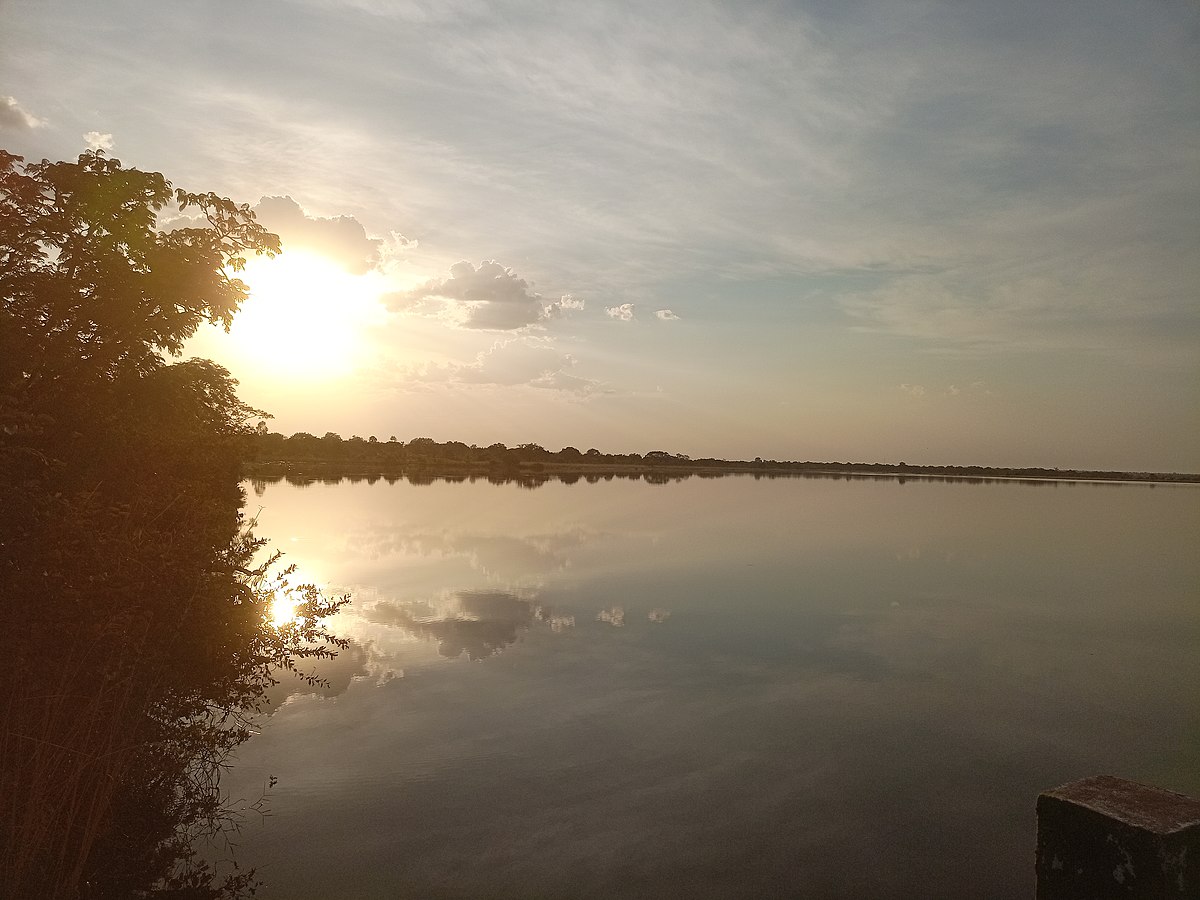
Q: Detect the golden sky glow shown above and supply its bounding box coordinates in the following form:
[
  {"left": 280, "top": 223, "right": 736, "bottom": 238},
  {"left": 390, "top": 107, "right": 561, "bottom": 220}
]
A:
[{"left": 217, "top": 252, "right": 385, "bottom": 382}]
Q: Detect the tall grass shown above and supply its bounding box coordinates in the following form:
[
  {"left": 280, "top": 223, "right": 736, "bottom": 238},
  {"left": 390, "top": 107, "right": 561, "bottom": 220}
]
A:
[{"left": 3, "top": 620, "right": 147, "bottom": 897}]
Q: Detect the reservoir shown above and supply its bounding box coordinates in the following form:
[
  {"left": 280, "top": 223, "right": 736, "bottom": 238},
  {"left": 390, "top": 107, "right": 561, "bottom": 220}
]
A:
[{"left": 220, "top": 474, "right": 1200, "bottom": 898}]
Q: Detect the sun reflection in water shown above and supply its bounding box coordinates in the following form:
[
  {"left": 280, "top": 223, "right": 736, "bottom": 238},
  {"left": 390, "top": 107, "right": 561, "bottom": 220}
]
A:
[
  {"left": 265, "top": 567, "right": 320, "bottom": 629},
  {"left": 270, "top": 592, "right": 302, "bottom": 629}
]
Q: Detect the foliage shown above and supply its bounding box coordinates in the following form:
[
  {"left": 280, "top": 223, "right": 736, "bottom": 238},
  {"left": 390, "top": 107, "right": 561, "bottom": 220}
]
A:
[
  {"left": 0, "top": 151, "right": 342, "bottom": 899},
  {"left": 0, "top": 149, "right": 277, "bottom": 384}
]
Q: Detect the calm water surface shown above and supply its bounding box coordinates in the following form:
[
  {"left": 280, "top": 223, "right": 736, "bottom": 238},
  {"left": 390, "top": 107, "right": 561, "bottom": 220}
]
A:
[{"left": 221, "top": 476, "right": 1200, "bottom": 899}]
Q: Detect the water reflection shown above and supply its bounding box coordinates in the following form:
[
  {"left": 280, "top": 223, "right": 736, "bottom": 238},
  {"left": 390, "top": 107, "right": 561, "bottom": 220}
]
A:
[
  {"left": 261, "top": 638, "right": 374, "bottom": 707},
  {"left": 220, "top": 476, "right": 1199, "bottom": 899},
  {"left": 3, "top": 488, "right": 345, "bottom": 897},
  {"left": 597, "top": 605, "right": 626, "bottom": 626},
  {"left": 260, "top": 587, "right": 670, "bottom": 707},
  {"left": 251, "top": 469, "right": 1172, "bottom": 493},
  {"left": 351, "top": 527, "right": 595, "bottom": 581},
  {"left": 367, "top": 590, "right": 541, "bottom": 661}
]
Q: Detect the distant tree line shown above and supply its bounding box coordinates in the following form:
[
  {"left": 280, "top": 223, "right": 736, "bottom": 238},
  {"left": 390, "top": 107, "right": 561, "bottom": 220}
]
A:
[
  {"left": 243, "top": 432, "right": 1198, "bottom": 483},
  {"left": 250, "top": 468, "right": 1141, "bottom": 496},
  {"left": 247, "top": 432, "right": 692, "bottom": 469}
]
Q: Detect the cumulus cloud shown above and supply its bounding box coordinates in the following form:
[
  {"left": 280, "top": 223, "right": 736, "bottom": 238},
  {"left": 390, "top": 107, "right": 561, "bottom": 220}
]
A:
[
  {"left": 253, "top": 195, "right": 382, "bottom": 274},
  {"left": 390, "top": 260, "right": 581, "bottom": 330},
  {"left": 605, "top": 303, "right": 634, "bottom": 321},
  {"left": 899, "top": 383, "right": 926, "bottom": 397},
  {"left": 654, "top": 309, "right": 680, "bottom": 321},
  {"left": 547, "top": 294, "right": 585, "bottom": 317},
  {"left": 0, "top": 96, "right": 44, "bottom": 130},
  {"left": 411, "top": 337, "right": 605, "bottom": 395},
  {"left": 83, "top": 131, "right": 113, "bottom": 152},
  {"left": 382, "top": 229, "right": 417, "bottom": 255}
]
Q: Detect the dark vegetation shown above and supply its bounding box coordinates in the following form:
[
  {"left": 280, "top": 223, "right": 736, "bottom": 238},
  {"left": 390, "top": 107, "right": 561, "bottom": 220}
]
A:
[
  {"left": 1, "top": 151, "right": 345, "bottom": 898},
  {"left": 245, "top": 432, "right": 1200, "bottom": 484}
]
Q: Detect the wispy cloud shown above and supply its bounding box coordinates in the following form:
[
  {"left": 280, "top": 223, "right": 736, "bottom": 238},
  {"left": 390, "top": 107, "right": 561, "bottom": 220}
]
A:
[
  {"left": 842, "top": 261, "right": 1200, "bottom": 364},
  {"left": 406, "top": 337, "right": 606, "bottom": 395}
]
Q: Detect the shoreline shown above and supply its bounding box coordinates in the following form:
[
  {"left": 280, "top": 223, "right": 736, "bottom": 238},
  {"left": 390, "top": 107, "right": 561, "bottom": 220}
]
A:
[{"left": 241, "top": 459, "right": 1200, "bottom": 486}]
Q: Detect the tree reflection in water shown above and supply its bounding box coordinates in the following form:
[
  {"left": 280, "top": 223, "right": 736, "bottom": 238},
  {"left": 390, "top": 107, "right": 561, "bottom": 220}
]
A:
[{"left": 3, "top": 474, "right": 346, "bottom": 898}]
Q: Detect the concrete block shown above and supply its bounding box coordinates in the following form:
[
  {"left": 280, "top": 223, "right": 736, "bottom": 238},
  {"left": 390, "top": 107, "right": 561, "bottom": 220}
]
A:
[{"left": 1036, "top": 774, "right": 1200, "bottom": 898}]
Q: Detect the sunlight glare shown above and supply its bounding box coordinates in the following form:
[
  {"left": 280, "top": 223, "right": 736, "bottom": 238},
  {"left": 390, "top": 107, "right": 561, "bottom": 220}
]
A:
[
  {"left": 266, "top": 566, "right": 319, "bottom": 629},
  {"left": 228, "top": 252, "right": 381, "bottom": 381},
  {"left": 269, "top": 592, "right": 302, "bottom": 629}
]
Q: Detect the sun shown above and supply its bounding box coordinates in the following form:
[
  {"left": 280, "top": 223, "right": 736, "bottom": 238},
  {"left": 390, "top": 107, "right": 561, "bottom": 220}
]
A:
[{"left": 225, "top": 251, "right": 381, "bottom": 380}]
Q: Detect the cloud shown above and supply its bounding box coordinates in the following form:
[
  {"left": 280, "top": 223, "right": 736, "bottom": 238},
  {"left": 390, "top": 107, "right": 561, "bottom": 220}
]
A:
[
  {"left": 391, "top": 260, "right": 581, "bottom": 330},
  {"left": 841, "top": 267, "right": 1199, "bottom": 363},
  {"left": 546, "top": 294, "right": 585, "bottom": 318},
  {"left": 605, "top": 303, "right": 634, "bottom": 321},
  {"left": 945, "top": 382, "right": 992, "bottom": 398},
  {"left": 0, "top": 96, "right": 44, "bottom": 130},
  {"left": 383, "top": 230, "right": 417, "bottom": 255},
  {"left": 364, "top": 591, "right": 540, "bottom": 661},
  {"left": 597, "top": 606, "right": 625, "bottom": 627},
  {"left": 530, "top": 369, "right": 604, "bottom": 394},
  {"left": 253, "top": 195, "right": 382, "bottom": 274},
  {"left": 411, "top": 337, "right": 606, "bottom": 395},
  {"left": 654, "top": 309, "right": 680, "bottom": 321},
  {"left": 83, "top": 131, "right": 113, "bottom": 152},
  {"left": 899, "top": 381, "right": 993, "bottom": 401},
  {"left": 347, "top": 524, "right": 597, "bottom": 581}
]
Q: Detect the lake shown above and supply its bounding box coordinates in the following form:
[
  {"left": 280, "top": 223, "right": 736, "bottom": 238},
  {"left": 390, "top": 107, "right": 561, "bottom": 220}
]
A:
[{"left": 217, "top": 474, "right": 1200, "bottom": 898}]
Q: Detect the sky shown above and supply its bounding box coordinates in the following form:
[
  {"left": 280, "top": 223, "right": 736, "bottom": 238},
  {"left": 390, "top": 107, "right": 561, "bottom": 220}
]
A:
[{"left": 2, "top": 0, "right": 1198, "bottom": 471}]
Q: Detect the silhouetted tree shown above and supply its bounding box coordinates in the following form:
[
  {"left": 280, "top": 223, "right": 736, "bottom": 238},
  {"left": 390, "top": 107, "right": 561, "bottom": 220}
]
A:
[{"left": 0, "top": 151, "right": 342, "bottom": 898}]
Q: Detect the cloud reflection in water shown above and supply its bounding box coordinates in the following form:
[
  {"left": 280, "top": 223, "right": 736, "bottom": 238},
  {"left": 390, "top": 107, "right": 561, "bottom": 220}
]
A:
[
  {"left": 366, "top": 590, "right": 545, "bottom": 661},
  {"left": 349, "top": 527, "right": 599, "bottom": 582}
]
